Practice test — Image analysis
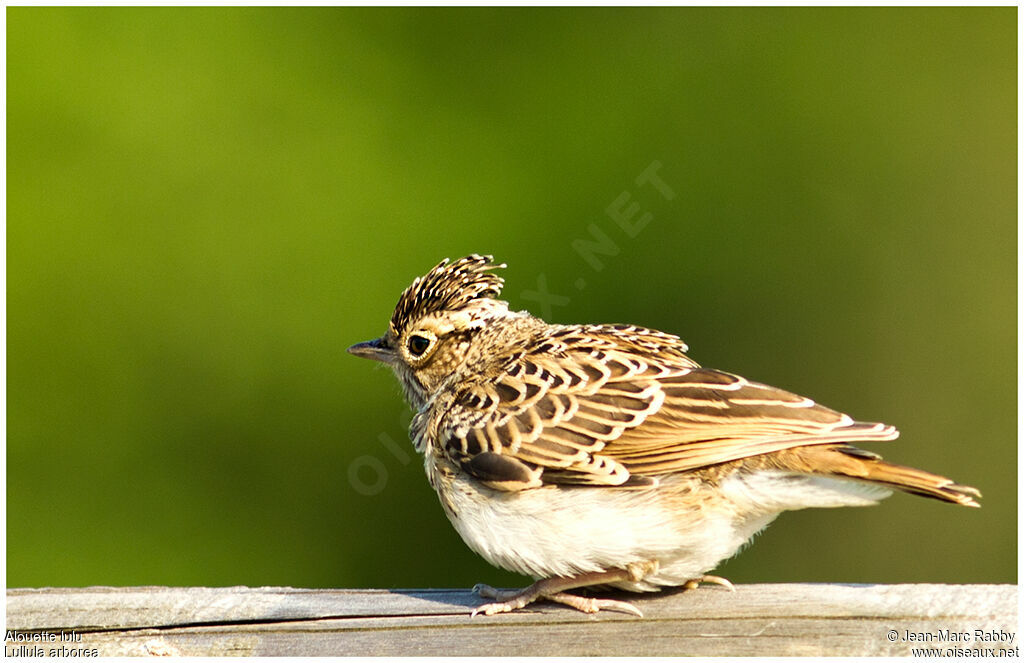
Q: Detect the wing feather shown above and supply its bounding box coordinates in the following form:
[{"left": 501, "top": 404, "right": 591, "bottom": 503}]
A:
[{"left": 434, "top": 325, "right": 897, "bottom": 491}]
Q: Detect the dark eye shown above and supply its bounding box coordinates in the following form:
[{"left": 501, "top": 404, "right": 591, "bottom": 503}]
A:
[{"left": 408, "top": 335, "right": 430, "bottom": 357}]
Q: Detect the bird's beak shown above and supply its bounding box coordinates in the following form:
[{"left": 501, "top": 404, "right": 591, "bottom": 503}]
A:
[{"left": 347, "top": 336, "right": 394, "bottom": 363}]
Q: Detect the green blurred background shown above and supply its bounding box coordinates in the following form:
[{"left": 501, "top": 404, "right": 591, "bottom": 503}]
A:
[{"left": 8, "top": 7, "right": 1015, "bottom": 590}]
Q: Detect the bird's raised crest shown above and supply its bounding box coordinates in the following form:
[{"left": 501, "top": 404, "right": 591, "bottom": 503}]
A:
[{"left": 389, "top": 254, "right": 506, "bottom": 337}]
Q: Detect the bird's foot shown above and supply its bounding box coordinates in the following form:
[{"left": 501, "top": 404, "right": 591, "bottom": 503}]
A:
[
  {"left": 471, "top": 583, "right": 643, "bottom": 617},
  {"left": 470, "top": 561, "right": 658, "bottom": 617},
  {"left": 471, "top": 583, "right": 537, "bottom": 616},
  {"left": 545, "top": 592, "right": 644, "bottom": 617}
]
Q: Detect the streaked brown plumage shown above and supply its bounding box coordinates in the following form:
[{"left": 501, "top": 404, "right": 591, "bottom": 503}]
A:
[{"left": 349, "top": 254, "right": 980, "bottom": 616}]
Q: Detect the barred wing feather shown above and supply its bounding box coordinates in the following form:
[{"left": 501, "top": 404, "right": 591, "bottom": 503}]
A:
[{"left": 435, "top": 330, "right": 897, "bottom": 491}]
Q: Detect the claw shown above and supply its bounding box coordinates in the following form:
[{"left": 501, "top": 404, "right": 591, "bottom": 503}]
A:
[
  {"left": 683, "top": 574, "right": 735, "bottom": 592},
  {"left": 598, "top": 600, "right": 644, "bottom": 618}
]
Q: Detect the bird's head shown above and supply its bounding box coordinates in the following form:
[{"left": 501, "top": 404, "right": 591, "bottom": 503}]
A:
[{"left": 348, "top": 254, "right": 515, "bottom": 408}]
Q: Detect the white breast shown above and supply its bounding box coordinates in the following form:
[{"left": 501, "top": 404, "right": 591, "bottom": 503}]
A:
[{"left": 438, "top": 468, "right": 890, "bottom": 592}]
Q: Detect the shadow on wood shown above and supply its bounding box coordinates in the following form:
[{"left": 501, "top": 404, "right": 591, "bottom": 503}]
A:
[{"left": 5, "top": 584, "right": 1018, "bottom": 656}]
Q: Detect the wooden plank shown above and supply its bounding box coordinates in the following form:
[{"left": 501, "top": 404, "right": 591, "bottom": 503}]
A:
[{"left": 6, "top": 584, "right": 1018, "bottom": 657}]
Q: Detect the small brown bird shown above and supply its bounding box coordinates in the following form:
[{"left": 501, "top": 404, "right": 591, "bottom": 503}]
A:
[{"left": 349, "top": 255, "right": 980, "bottom": 617}]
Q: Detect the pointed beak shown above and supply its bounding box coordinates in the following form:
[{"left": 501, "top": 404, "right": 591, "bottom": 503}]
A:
[{"left": 347, "top": 337, "right": 394, "bottom": 363}]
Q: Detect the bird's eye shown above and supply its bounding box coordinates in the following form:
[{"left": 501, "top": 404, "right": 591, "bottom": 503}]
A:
[{"left": 408, "top": 335, "right": 431, "bottom": 357}]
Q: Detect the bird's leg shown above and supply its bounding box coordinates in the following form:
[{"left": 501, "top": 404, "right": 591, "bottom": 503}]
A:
[
  {"left": 471, "top": 560, "right": 657, "bottom": 617},
  {"left": 683, "top": 574, "right": 735, "bottom": 591}
]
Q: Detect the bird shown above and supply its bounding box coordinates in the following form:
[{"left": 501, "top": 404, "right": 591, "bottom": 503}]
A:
[{"left": 348, "top": 254, "right": 980, "bottom": 617}]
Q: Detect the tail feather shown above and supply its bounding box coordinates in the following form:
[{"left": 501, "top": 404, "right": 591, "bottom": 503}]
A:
[{"left": 789, "top": 444, "right": 981, "bottom": 508}]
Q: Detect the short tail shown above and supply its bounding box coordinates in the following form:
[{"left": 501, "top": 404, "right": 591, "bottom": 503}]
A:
[{"left": 792, "top": 444, "right": 981, "bottom": 507}]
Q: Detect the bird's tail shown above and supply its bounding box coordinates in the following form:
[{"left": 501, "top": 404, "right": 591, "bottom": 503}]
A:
[{"left": 791, "top": 444, "right": 981, "bottom": 507}]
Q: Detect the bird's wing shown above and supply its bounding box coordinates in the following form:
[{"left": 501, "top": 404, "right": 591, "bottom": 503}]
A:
[{"left": 433, "top": 329, "right": 897, "bottom": 491}]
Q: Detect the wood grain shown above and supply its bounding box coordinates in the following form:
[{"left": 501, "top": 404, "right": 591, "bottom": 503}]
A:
[{"left": 6, "top": 584, "right": 1017, "bottom": 656}]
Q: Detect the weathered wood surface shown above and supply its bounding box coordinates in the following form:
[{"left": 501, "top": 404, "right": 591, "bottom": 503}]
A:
[{"left": 6, "top": 584, "right": 1017, "bottom": 656}]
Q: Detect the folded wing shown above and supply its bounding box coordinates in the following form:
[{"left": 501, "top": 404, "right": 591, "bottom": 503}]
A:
[{"left": 435, "top": 326, "right": 897, "bottom": 491}]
